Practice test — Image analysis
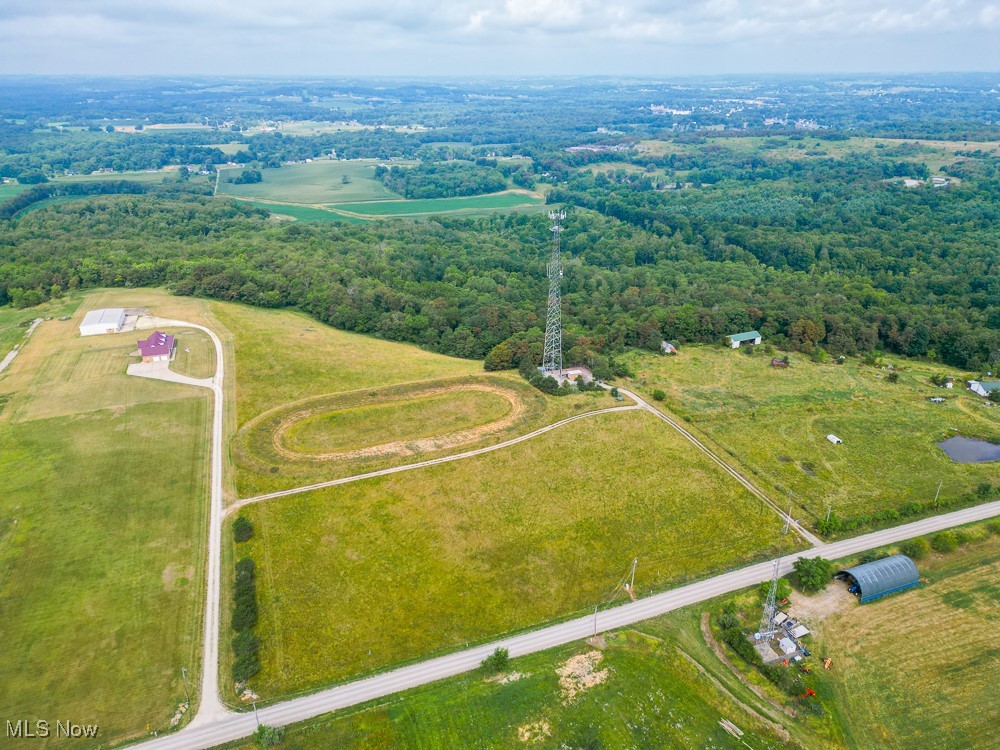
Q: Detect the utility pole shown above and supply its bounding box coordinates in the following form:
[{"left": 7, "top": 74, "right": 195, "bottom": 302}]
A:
[
  {"left": 933, "top": 480, "right": 943, "bottom": 507},
  {"left": 541, "top": 210, "right": 565, "bottom": 375},
  {"left": 181, "top": 666, "right": 190, "bottom": 705},
  {"left": 782, "top": 502, "right": 792, "bottom": 535},
  {"left": 253, "top": 701, "right": 260, "bottom": 728},
  {"left": 593, "top": 605, "right": 599, "bottom": 636},
  {"left": 629, "top": 557, "right": 638, "bottom": 592}
]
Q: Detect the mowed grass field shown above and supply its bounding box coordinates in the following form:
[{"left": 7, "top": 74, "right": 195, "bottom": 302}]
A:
[
  {"left": 0, "top": 289, "right": 222, "bottom": 747},
  {"left": 216, "top": 160, "right": 402, "bottom": 204},
  {"left": 622, "top": 346, "right": 1000, "bottom": 521},
  {"left": 215, "top": 158, "right": 544, "bottom": 221},
  {"left": 331, "top": 190, "right": 544, "bottom": 217},
  {"left": 216, "top": 302, "right": 614, "bottom": 495},
  {"left": 213, "top": 530, "right": 1000, "bottom": 750},
  {"left": 282, "top": 387, "right": 513, "bottom": 454},
  {"left": 819, "top": 535, "right": 1000, "bottom": 749},
  {"left": 231, "top": 409, "right": 800, "bottom": 699},
  {"left": 216, "top": 630, "right": 788, "bottom": 750}
]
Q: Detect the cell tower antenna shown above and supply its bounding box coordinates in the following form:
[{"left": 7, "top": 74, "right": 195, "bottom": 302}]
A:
[
  {"left": 541, "top": 210, "right": 566, "bottom": 375},
  {"left": 757, "top": 557, "right": 782, "bottom": 638}
]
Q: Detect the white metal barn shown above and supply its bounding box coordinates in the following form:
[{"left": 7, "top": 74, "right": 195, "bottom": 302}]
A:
[{"left": 79, "top": 308, "right": 126, "bottom": 337}]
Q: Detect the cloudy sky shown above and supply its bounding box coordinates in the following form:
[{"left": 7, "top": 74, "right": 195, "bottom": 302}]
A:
[{"left": 1, "top": 0, "right": 998, "bottom": 76}]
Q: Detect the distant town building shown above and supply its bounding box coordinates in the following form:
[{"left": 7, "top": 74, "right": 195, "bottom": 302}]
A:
[
  {"left": 137, "top": 331, "right": 176, "bottom": 363},
  {"left": 728, "top": 331, "right": 762, "bottom": 349},
  {"left": 79, "top": 308, "right": 126, "bottom": 337}
]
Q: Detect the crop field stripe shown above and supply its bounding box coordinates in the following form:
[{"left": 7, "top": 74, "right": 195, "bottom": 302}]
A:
[{"left": 226, "top": 404, "right": 641, "bottom": 514}]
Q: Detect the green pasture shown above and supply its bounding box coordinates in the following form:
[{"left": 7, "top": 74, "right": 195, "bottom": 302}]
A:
[
  {"left": 332, "top": 190, "right": 543, "bottom": 216},
  {"left": 214, "top": 302, "right": 609, "bottom": 496},
  {"left": 230, "top": 408, "right": 799, "bottom": 699},
  {"left": 213, "top": 526, "right": 1000, "bottom": 750},
  {"left": 211, "top": 302, "right": 483, "bottom": 427},
  {"left": 0, "top": 181, "right": 29, "bottom": 199},
  {"left": 622, "top": 346, "right": 1000, "bottom": 522},
  {"left": 0, "top": 291, "right": 217, "bottom": 747},
  {"left": 282, "top": 388, "right": 512, "bottom": 455},
  {"left": 216, "top": 630, "right": 786, "bottom": 750},
  {"left": 242, "top": 200, "right": 367, "bottom": 223},
  {"left": 216, "top": 159, "right": 403, "bottom": 204}
]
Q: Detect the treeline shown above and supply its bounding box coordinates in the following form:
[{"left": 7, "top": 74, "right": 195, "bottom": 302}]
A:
[
  {"left": 374, "top": 162, "right": 507, "bottom": 198},
  {"left": 0, "top": 179, "right": 150, "bottom": 220},
  {"left": 0, "top": 193, "right": 997, "bottom": 371}
]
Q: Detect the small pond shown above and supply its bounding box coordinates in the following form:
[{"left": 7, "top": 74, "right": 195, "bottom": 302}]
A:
[{"left": 937, "top": 436, "right": 1000, "bottom": 464}]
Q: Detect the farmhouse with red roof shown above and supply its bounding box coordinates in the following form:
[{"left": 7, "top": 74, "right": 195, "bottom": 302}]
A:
[{"left": 137, "top": 331, "right": 176, "bottom": 363}]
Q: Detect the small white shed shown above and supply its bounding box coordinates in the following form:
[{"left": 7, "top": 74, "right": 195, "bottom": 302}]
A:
[
  {"left": 778, "top": 637, "right": 797, "bottom": 655},
  {"left": 827, "top": 434, "right": 842, "bottom": 445},
  {"left": 80, "top": 308, "right": 126, "bottom": 337},
  {"left": 790, "top": 624, "right": 810, "bottom": 639}
]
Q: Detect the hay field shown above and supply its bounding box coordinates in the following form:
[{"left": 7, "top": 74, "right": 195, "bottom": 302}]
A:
[
  {"left": 231, "top": 409, "right": 800, "bottom": 699},
  {"left": 622, "top": 346, "right": 1000, "bottom": 522}
]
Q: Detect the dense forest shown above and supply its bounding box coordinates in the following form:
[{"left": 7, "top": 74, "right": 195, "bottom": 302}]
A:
[
  {"left": 0, "top": 184, "right": 996, "bottom": 372},
  {"left": 374, "top": 162, "right": 508, "bottom": 199},
  {"left": 1, "top": 75, "right": 998, "bottom": 375}
]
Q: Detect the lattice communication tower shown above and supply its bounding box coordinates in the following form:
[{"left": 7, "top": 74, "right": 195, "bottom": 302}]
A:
[{"left": 541, "top": 210, "right": 566, "bottom": 374}]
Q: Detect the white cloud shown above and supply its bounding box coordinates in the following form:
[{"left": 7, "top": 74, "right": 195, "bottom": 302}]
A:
[{"left": 0, "top": 0, "right": 997, "bottom": 74}]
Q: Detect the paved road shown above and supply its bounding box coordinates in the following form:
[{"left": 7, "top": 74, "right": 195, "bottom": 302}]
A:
[
  {"left": 126, "top": 360, "right": 214, "bottom": 388},
  {"left": 0, "top": 317, "right": 42, "bottom": 375},
  {"left": 227, "top": 404, "right": 642, "bottom": 515},
  {"left": 130, "top": 493, "right": 1000, "bottom": 750},
  {"left": 136, "top": 317, "right": 229, "bottom": 726}
]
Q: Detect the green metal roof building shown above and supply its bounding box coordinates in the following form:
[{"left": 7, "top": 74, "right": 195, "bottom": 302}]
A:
[
  {"left": 838, "top": 555, "right": 920, "bottom": 603},
  {"left": 728, "top": 330, "right": 762, "bottom": 348}
]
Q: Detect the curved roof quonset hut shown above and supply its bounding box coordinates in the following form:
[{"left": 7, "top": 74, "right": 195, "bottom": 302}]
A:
[{"left": 838, "top": 554, "right": 920, "bottom": 603}]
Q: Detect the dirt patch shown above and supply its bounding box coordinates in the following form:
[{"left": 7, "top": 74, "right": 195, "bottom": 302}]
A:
[
  {"left": 161, "top": 563, "right": 194, "bottom": 592},
  {"left": 556, "top": 650, "right": 609, "bottom": 702},
  {"left": 787, "top": 579, "right": 853, "bottom": 625},
  {"left": 270, "top": 382, "right": 527, "bottom": 462},
  {"left": 517, "top": 720, "right": 551, "bottom": 743}
]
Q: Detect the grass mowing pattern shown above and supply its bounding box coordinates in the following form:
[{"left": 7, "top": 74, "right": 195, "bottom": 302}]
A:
[
  {"left": 623, "top": 346, "right": 1000, "bottom": 522},
  {"left": 236, "top": 409, "right": 800, "bottom": 699}
]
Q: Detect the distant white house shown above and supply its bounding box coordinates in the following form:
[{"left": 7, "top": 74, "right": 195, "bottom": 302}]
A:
[
  {"left": 827, "top": 434, "right": 843, "bottom": 445},
  {"left": 79, "top": 308, "right": 126, "bottom": 337},
  {"left": 728, "top": 331, "right": 762, "bottom": 349}
]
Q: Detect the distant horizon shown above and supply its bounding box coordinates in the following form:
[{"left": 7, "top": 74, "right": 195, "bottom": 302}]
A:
[
  {"left": 2, "top": 1, "right": 998, "bottom": 77},
  {"left": 0, "top": 71, "right": 997, "bottom": 81}
]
